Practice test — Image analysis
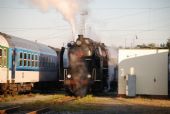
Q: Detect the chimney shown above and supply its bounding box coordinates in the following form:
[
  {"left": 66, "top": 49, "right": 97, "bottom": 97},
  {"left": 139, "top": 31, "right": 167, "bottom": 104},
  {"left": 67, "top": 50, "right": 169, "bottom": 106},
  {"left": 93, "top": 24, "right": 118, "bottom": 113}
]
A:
[{"left": 78, "top": 34, "right": 84, "bottom": 39}]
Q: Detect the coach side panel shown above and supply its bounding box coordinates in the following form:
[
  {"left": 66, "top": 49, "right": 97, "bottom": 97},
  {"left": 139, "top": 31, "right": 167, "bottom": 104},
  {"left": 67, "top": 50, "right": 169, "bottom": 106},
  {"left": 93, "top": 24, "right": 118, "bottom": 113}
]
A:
[{"left": 13, "top": 48, "right": 58, "bottom": 83}]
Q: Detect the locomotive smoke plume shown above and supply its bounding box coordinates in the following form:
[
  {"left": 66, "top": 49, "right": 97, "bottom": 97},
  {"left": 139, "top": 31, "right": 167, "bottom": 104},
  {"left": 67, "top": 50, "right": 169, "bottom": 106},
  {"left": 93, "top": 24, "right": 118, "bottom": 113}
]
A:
[
  {"left": 69, "top": 46, "right": 88, "bottom": 96},
  {"left": 30, "top": 0, "right": 91, "bottom": 40},
  {"left": 107, "top": 46, "right": 118, "bottom": 91}
]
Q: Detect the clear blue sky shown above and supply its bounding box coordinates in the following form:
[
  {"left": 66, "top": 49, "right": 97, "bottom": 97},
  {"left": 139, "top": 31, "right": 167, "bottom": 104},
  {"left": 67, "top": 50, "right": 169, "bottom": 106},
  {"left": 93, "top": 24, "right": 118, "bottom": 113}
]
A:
[{"left": 0, "top": 0, "right": 170, "bottom": 48}]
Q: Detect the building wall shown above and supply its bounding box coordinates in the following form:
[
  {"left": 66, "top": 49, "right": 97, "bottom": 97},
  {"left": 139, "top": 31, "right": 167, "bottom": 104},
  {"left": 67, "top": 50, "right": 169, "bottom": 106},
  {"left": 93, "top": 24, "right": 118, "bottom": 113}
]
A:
[{"left": 118, "top": 49, "right": 169, "bottom": 96}]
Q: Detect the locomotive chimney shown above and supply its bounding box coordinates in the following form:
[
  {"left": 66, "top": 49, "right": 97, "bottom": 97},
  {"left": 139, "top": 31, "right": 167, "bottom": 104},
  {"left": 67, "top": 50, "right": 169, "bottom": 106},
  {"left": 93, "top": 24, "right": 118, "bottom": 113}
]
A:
[{"left": 78, "top": 34, "right": 84, "bottom": 39}]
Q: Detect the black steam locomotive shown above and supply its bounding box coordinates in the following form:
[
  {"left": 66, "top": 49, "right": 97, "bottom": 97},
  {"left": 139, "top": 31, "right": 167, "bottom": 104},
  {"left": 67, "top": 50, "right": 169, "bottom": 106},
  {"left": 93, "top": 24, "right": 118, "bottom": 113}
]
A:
[{"left": 59, "top": 35, "right": 109, "bottom": 97}]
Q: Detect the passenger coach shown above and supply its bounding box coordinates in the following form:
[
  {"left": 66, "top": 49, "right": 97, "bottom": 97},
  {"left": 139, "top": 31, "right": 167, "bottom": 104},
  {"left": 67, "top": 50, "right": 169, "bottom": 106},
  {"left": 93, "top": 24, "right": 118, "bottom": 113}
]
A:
[{"left": 0, "top": 32, "right": 58, "bottom": 95}]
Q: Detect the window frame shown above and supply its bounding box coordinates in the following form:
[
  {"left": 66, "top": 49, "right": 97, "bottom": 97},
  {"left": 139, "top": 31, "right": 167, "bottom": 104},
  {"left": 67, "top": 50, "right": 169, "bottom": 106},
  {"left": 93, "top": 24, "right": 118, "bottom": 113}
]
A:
[
  {"left": 35, "top": 54, "right": 38, "bottom": 67},
  {"left": 28, "top": 53, "right": 31, "bottom": 67},
  {"left": 0, "top": 46, "right": 8, "bottom": 68},
  {"left": 32, "top": 54, "right": 35, "bottom": 67},
  {"left": 19, "top": 52, "right": 23, "bottom": 67},
  {"left": 23, "top": 52, "right": 27, "bottom": 67},
  {"left": 3, "top": 48, "right": 7, "bottom": 67}
]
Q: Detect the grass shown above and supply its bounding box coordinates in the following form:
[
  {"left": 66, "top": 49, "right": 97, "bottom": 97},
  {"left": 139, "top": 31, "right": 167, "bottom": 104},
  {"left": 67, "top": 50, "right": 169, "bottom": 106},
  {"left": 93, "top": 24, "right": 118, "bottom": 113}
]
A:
[
  {"left": 16, "top": 95, "right": 102, "bottom": 112},
  {"left": 1, "top": 93, "right": 170, "bottom": 113},
  {"left": 0, "top": 93, "right": 36, "bottom": 102},
  {"left": 116, "top": 97, "right": 170, "bottom": 107}
]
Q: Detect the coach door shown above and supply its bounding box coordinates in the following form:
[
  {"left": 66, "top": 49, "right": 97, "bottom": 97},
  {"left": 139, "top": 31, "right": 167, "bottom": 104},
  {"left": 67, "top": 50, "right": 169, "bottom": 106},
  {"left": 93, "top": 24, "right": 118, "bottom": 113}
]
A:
[
  {"left": 11, "top": 49, "right": 16, "bottom": 83},
  {"left": 0, "top": 46, "right": 8, "bottom": 83}
]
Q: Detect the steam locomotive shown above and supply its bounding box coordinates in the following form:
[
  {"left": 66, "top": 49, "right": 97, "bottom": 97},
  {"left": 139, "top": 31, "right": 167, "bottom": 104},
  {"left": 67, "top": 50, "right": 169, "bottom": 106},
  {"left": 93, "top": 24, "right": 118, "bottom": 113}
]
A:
[{"left": 59, "top": 35, "right": 109, "bottom": 97}]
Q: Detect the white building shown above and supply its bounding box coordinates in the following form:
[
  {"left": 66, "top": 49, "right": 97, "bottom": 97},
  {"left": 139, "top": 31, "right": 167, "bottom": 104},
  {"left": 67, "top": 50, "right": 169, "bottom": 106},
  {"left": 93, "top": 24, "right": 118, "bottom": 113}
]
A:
[{"left": 118, "top": 49, "right": 169, "bottom": 97}]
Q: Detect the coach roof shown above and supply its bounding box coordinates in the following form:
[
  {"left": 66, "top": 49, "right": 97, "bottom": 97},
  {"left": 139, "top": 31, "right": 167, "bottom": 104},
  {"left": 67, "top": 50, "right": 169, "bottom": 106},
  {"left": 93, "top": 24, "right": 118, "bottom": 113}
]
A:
[{"left": 0, "top": 32, "right": 57, "bottom": 56}]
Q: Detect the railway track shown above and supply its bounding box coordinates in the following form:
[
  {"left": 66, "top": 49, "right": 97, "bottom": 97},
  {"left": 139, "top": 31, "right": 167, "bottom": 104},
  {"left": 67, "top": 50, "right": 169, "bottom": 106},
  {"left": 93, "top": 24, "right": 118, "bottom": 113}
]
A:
[
  {"left": 54, "top": 96, "right": 77, "bottom": 104},
  {"left": 0, "top": 96, "right": 77, "bottom": 114},
  {"left": 0, "top": 106, "right": 20, "bottom": 114},
  {"left": 0, "top": 106, "right": 55, "bottom": 114}
]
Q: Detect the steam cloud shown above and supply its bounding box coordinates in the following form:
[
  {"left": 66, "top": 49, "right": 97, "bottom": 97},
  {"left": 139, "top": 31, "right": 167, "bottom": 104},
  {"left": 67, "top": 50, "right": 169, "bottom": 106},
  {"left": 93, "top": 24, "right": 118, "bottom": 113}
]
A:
[
  {"left": 107, "top": 46, "right": 118, "bottom": 91},
  {"left": 30, "top": 0, "right": 90, "bottom": 39}
]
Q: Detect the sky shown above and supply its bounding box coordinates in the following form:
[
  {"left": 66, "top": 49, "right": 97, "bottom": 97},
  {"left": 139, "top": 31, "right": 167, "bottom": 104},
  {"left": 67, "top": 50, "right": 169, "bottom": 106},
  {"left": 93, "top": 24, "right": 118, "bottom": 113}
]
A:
[{"left": 0, "top": 0, "right": 170, "bottom": 48}]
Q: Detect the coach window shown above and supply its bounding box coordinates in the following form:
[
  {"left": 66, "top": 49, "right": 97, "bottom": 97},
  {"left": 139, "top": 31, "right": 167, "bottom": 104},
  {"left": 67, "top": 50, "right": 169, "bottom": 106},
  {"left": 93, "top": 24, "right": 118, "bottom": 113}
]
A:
[
  {"left": 41, "top": 56, "right": 43, "bottom": 67},
  {"left": 35, "top": 55, "right": 38, "bottom": 67},
  {"left": 47, "top": 56, "right": 49, "bottom": 67},
  {"left": 47, "top": 57, "right": 50, "bottom": 68},
  {"left": 19, "top": 52, "right": 23, "bottom": 66},
  {"left": 52, "top": 58, "right": 54, "bottom": 67},
  {"left": 32, "top": 54, "right": 35, "bottom": 67},
  {"left": 23, "top": 53, "right": 27, "bottom": 66},
  {"left": 46, "top": 57, "right": 48, "bottom": 67},
  {"left": 53, "top": 58, "right": 55, "bottom": 68},
  {"left": 39, "top": 56, "right": 41, "bottom": 67},
  {"left": 50, "top": 57, "right": 52, "bottom": 68},
  {"left": 45, "top": 56, "right": 47, "bottom": 67},
  {"left": 3, "top": 48, "right": 7, "bottom": 67},
  {"left": 0, "top": 48, "right": 2, "bottom": 66},
  {"left": 44, "top": 56, "right": 46, "bottom": 67},
  {"left": 28, "top": 54, "right": 31, "bottom": 67},
  {"left": 40, "top": 56, "right": 43, "bottom": 67}
]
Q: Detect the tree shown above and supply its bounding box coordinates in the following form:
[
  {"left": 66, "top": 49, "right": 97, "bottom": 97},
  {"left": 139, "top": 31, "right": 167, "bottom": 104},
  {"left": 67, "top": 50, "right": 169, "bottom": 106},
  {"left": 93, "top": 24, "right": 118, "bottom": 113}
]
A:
[
  {"left": 148, "top": 43, "right": 156, "bottom": 48},
  {"left": 166, "top": 41, "right": 170, "bottom": 49}
]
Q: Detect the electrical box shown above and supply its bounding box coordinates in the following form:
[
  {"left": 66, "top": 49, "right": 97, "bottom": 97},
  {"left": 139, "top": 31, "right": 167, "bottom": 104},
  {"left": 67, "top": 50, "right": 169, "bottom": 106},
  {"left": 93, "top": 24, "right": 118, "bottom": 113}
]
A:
[{"left": 126, "top": 75, "right": 136, "bottom": 97}]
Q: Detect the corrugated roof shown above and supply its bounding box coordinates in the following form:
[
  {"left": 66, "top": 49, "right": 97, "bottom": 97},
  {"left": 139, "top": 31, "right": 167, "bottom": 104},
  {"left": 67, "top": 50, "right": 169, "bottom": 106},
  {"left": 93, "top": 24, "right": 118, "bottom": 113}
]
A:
[{"left": 0, "top": 32, "right": 57, "bottom": 56}]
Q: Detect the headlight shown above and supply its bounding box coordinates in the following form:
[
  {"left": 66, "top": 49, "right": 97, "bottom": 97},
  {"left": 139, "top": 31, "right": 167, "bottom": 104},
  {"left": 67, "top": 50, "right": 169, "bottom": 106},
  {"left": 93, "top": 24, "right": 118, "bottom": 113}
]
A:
[
  {"left": 67, "top": 74, "right": 71, "bottom": 79},
  {"left": 88, "top": 50, "right": 92, "bottom": 56},
  {"left": 87, "top": 74, "right": 91, "bottom": 78},
  {"left": 76, "top": 40, "right": 82, "bottom": 45}
]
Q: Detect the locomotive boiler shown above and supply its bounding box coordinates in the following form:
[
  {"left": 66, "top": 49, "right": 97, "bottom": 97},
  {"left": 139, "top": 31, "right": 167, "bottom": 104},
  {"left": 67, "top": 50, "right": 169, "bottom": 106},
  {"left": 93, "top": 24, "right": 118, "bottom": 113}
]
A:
[{"left": 59, "top": 35, "right": 109, "bottom": 97}]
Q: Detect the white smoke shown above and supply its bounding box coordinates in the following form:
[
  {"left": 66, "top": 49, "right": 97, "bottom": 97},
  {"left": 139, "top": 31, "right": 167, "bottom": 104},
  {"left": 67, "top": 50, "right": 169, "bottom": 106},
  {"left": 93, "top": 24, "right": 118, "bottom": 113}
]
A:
[
  {"left": 29, "top": 0, "right": 91, "bottom": 39},
  {"left": 107, "top": 46, "right": 118, "bottom": 91}
]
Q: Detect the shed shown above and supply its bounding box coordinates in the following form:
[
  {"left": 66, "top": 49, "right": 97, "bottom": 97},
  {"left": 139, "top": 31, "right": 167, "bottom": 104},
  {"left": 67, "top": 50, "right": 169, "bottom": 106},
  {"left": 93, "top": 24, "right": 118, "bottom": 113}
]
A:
[{"left": 118, "top": 49, "right": 169, "bottom": 97}]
